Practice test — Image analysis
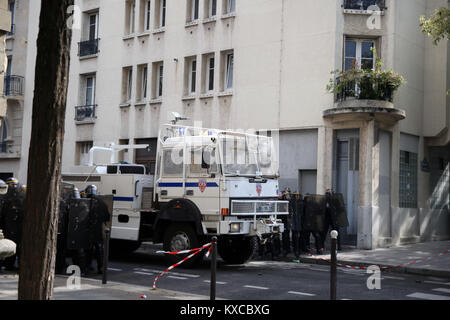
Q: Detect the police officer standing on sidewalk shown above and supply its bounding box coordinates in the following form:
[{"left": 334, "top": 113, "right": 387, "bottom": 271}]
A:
[
  {"left": 291, "top": 191, "right": 304, "bottom": 259},
  {"left": 85, "top": 185, "right": 110, "bottom": 274},
  {"left": 322, "top": 189, "right": 348, "bottom": 251},
  {"left": 0, "top": 178, "right": 26, "bottom": 271},
  {"left": 302, "top": 193, "right": 324, "bottom": 255},
  {"left": 281, "top": 188, "right": 293, "bottom": 257}
]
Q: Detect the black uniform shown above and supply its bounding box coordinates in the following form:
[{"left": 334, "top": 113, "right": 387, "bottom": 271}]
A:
[
  {"left": 301, "top": 195, "right": 325, "bottom": 254},
  {"left": 55, "top": 195, "right": 70, "bottom": 274},
  {"left": 280, "top": 193, "right": 292, "bottom": 256},
  {"left": 0, "top": 186, "right": 26, "bottom": 270},
  {"left": 66, "top": 198, "right": 92, "bottom": 275},
  {"left": 321, "top": 192, "right": 349, "bottom": 251},
  {"left": 86, "top": 195, "right": 110, "bottom": 274},
  {"left": 291, "top": 194, "right": 304, "bottom": 257}
]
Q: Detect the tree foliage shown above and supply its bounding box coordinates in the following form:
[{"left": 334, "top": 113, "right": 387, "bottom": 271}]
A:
[{"left": 420, "top": 3, "right": 450, "bottom": 45}]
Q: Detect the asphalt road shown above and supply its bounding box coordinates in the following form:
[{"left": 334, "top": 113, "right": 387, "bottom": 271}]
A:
[{"left": 82, "top": 244, "right": 450, "bottom": 301}]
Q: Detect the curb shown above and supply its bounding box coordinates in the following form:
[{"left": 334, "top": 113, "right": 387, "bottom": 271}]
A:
[{"left": 297, "top": 256, "right": 450, "bottom": 279}]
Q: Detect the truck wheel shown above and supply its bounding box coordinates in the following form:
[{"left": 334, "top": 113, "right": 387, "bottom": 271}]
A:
[
  {"left": 163, "top": 223, "right": 202, "bottom": 268},
  {"left": 218, "top": 236, "right": 258, "bottom": 265},
  {"left": 109, "top": 240, "right": 142, "bottom": 257}
]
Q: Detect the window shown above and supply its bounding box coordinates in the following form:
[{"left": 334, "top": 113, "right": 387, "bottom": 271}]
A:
[
  {"left": 142, "top": 66, "right": 148, "bottom": 99},
  {"left": 78, "top": 12, "right": 99, "bottom": 56},
  {"left": 127, "top": 68, "right": 133, "bottom": 100},
  {"left": 137, "top": 64, "right": 148, "bottom": 100},
  {"left": 77, "top": 141, "right": 93, "bottom": 166},
  {"left": 0, "top": 119, "right": 8, "bottom": 153},
  {"left": 399, "top": 151, "right": 418, "bottom": 208},
  {"left": 88, "top": 13, "right": 99, "bottom": 40},
  {"left": 158, "top": 64, "right": 163, "bottom": 97},
  {"left": 126, "top": 0, "right": 136, "bottom": 34},
  {"left": 344, "top": 39, "right": 375, "bottom": 71},
  {"left": 85, "top": 75, "right": 96, "bottom": 105},
  {"left": 344, "top": 0, "right": 385, "bottom": 11},
  {"left": 155, "top": 0, "right": 166, "bottom": 28},
  {"left": 205, "top": 0, "right": 217, "bottom": 18},
  {"left": 162, "top": 149, "right": 183, "bottom": 176},
  {"left": 8, "top": 0, "right": 15, "bottom": 35},
  {"left": 143, "top": 0, "right": 151, "bottom": 31},
  {"left": 152, "top": 62, "right": 164, "bottom": 98},
  {"left": 225, "top": 53, "right": 233, "bottom": 90},
  {"left": 187, "top": 146, "right": 218, "bottom": 177},
  {"left": 223, "top": 0, "right": 235, "bottom": 14},
  {"left": 122, "top": 67, "right": 133, "bottom": 102},
  {"left": 187, "top": 0, "right": 199, "bottom": 22},
  {"left": 202, "top": 54, "right": 215, "bottom": 93},
  {"left": 184, "top": 57, "right": 197, "bottom": 95}
]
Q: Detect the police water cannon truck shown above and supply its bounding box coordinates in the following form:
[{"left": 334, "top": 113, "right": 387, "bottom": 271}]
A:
[{"left": 62, "top": 124, "right": 288, "bottom": 266}]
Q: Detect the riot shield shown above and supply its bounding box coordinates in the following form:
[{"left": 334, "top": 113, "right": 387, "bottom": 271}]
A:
[
  {"left": 66, "top": 198, "right": 92, "bottom": 250},
  {"left": 332, "top": 193, "right": 349, "bottom": 228},
  {"left": 303, "top": 195, "right": 326, "bottom": 231}
]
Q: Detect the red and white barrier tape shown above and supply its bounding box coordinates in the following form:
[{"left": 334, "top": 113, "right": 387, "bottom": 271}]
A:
[
  {"left": 153, "top": 242, "right": 213, "bottom": 290},
  {"left": 303, "top": 249, "right": 449, "bottom": 271}
]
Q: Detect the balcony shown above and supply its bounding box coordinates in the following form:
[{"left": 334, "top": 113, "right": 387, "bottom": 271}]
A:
[
  {"left": 324, "top": 71, "right": 406, "bottom": 124},
  {"left": 78, "top": 39, "right": 100, "bottom": 57},
  {"left": 7, "top": 24, "right": 14, "bottom": 37},
  {"left": 343, "top": 0, "right": 386, "bottom": 11},
  {"left": 3, "top": 75, "right": 24, "bottom": 97},
  {"left": 75, "top": 105, "right": 97, "bottom": 122}
]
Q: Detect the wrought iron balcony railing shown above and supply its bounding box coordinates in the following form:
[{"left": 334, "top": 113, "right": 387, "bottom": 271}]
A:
[
  {"left": 75, "top": 105, "right": 97, "bottom": 122},
  {"left": 3, "top": 75, "right": 24, "bottom": 96},
  {"left": 334, "top": 75, "right": 394, "bottom": 103},
  {"left": 78, "top": 39, "right": 100, "bottom": 57},
  {"left": 343, "top": 0, "right": 386, "bottom": 11}
]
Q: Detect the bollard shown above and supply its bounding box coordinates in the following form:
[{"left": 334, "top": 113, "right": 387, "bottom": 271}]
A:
[
  {"left": 102, "top": 228, "right": 111, "bottom": 285},
  {"left": 210, "top": 236, "right": 217, "bottom": 301},
  {"left": 330, "top": 230, "right": 338, "bottom": 300}
]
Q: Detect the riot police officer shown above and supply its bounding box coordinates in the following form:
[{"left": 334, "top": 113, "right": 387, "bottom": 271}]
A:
[
  {"left": 301, "top": 193, "right": 324, "bottom": 255},
  {"left": 322, "top": 189, "right": 348, "bottom": 251},
  {"left": 280, "top": 188, "right": 292, "bottom": 257},
  {"left": 291, "top": 191, "right": 304, "bottom": 259},
  {"left": 84, "top": 185, "right": 110, "bottom": 274},
  {"left": 56, "top": 186, "right": 80, "bottom": 274},
  {"left": 1, "top": 177, "right": 26, "bottom": 270}
]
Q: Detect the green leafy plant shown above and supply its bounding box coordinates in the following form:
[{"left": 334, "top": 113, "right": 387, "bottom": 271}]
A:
[{"left": 327, "top": 48, "right": 405, "bottom": 102}]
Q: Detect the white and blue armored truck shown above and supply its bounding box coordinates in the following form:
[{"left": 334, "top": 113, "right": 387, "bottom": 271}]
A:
[{"left": 62, "top": 124, "right": 288, "bottom": 266}]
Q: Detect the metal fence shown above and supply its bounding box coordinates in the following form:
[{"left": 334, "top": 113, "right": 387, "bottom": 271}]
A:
[
  {"left": 3, "top": 75, "right": 24, "bottom": 96},
  {"left": 78, "top": 39, "right": 100, "bottom": 57},
  {"left": 334, "top": 76, "right": 394, "bottom": 102},
  {"left": 75, "top": 105, "right": 97, "bottom": 122},
  {"left": 343, "top": 0, "right": 386, "bottom": 10}
]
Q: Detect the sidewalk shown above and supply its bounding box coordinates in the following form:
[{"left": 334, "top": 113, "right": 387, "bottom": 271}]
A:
[
  {"left": 0, "top": 273, "right": 212, "bottom": 300},
  {"left": 296, "top": 240, "right": 450, "bottom": 278}
]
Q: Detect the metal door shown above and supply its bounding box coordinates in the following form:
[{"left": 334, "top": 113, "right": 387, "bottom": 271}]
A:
[{"left": 336, "top": 137, "right": 359, "bottom": 245}]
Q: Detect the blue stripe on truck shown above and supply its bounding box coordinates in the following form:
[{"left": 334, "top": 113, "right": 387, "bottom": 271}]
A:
[
  {"left": 113, "top": 196, "right": 134, "bottom": 202},
  {"left": 159, "top": 182, "right": 219, "bottom": 188}
]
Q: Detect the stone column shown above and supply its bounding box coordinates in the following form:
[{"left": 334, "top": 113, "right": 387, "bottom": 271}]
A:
[{"left": 357, "top": 119, "right": 376, "bottom": 249}]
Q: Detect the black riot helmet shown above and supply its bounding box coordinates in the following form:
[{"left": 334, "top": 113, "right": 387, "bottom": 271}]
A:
[
  {"left": 85, "top": 185, "right": 98, "bottom": 197},
  {"left": 6, "top": 177, "right": 19, "bottom": 190}
]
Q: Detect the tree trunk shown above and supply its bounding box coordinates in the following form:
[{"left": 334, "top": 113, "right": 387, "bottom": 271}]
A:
[{"left": 18, "top": 0, "right": 73, "bottom": 300}]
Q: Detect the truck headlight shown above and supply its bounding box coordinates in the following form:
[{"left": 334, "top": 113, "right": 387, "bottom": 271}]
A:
[{"left": 230, "top": 223, "right": 241, "bottom": 233}]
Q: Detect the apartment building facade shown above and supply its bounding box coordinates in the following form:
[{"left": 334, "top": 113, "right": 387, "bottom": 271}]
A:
[
  {"left": 17, "top": 0, "right": 450, "bottom": 249},
  {"left": 0, "top": 0, "right": 27, "bottom": 182}
]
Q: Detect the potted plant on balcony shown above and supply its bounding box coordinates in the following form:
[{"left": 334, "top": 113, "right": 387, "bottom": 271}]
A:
[{"left": 327, "top": 48, "right": 405, "bottom": 103}]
